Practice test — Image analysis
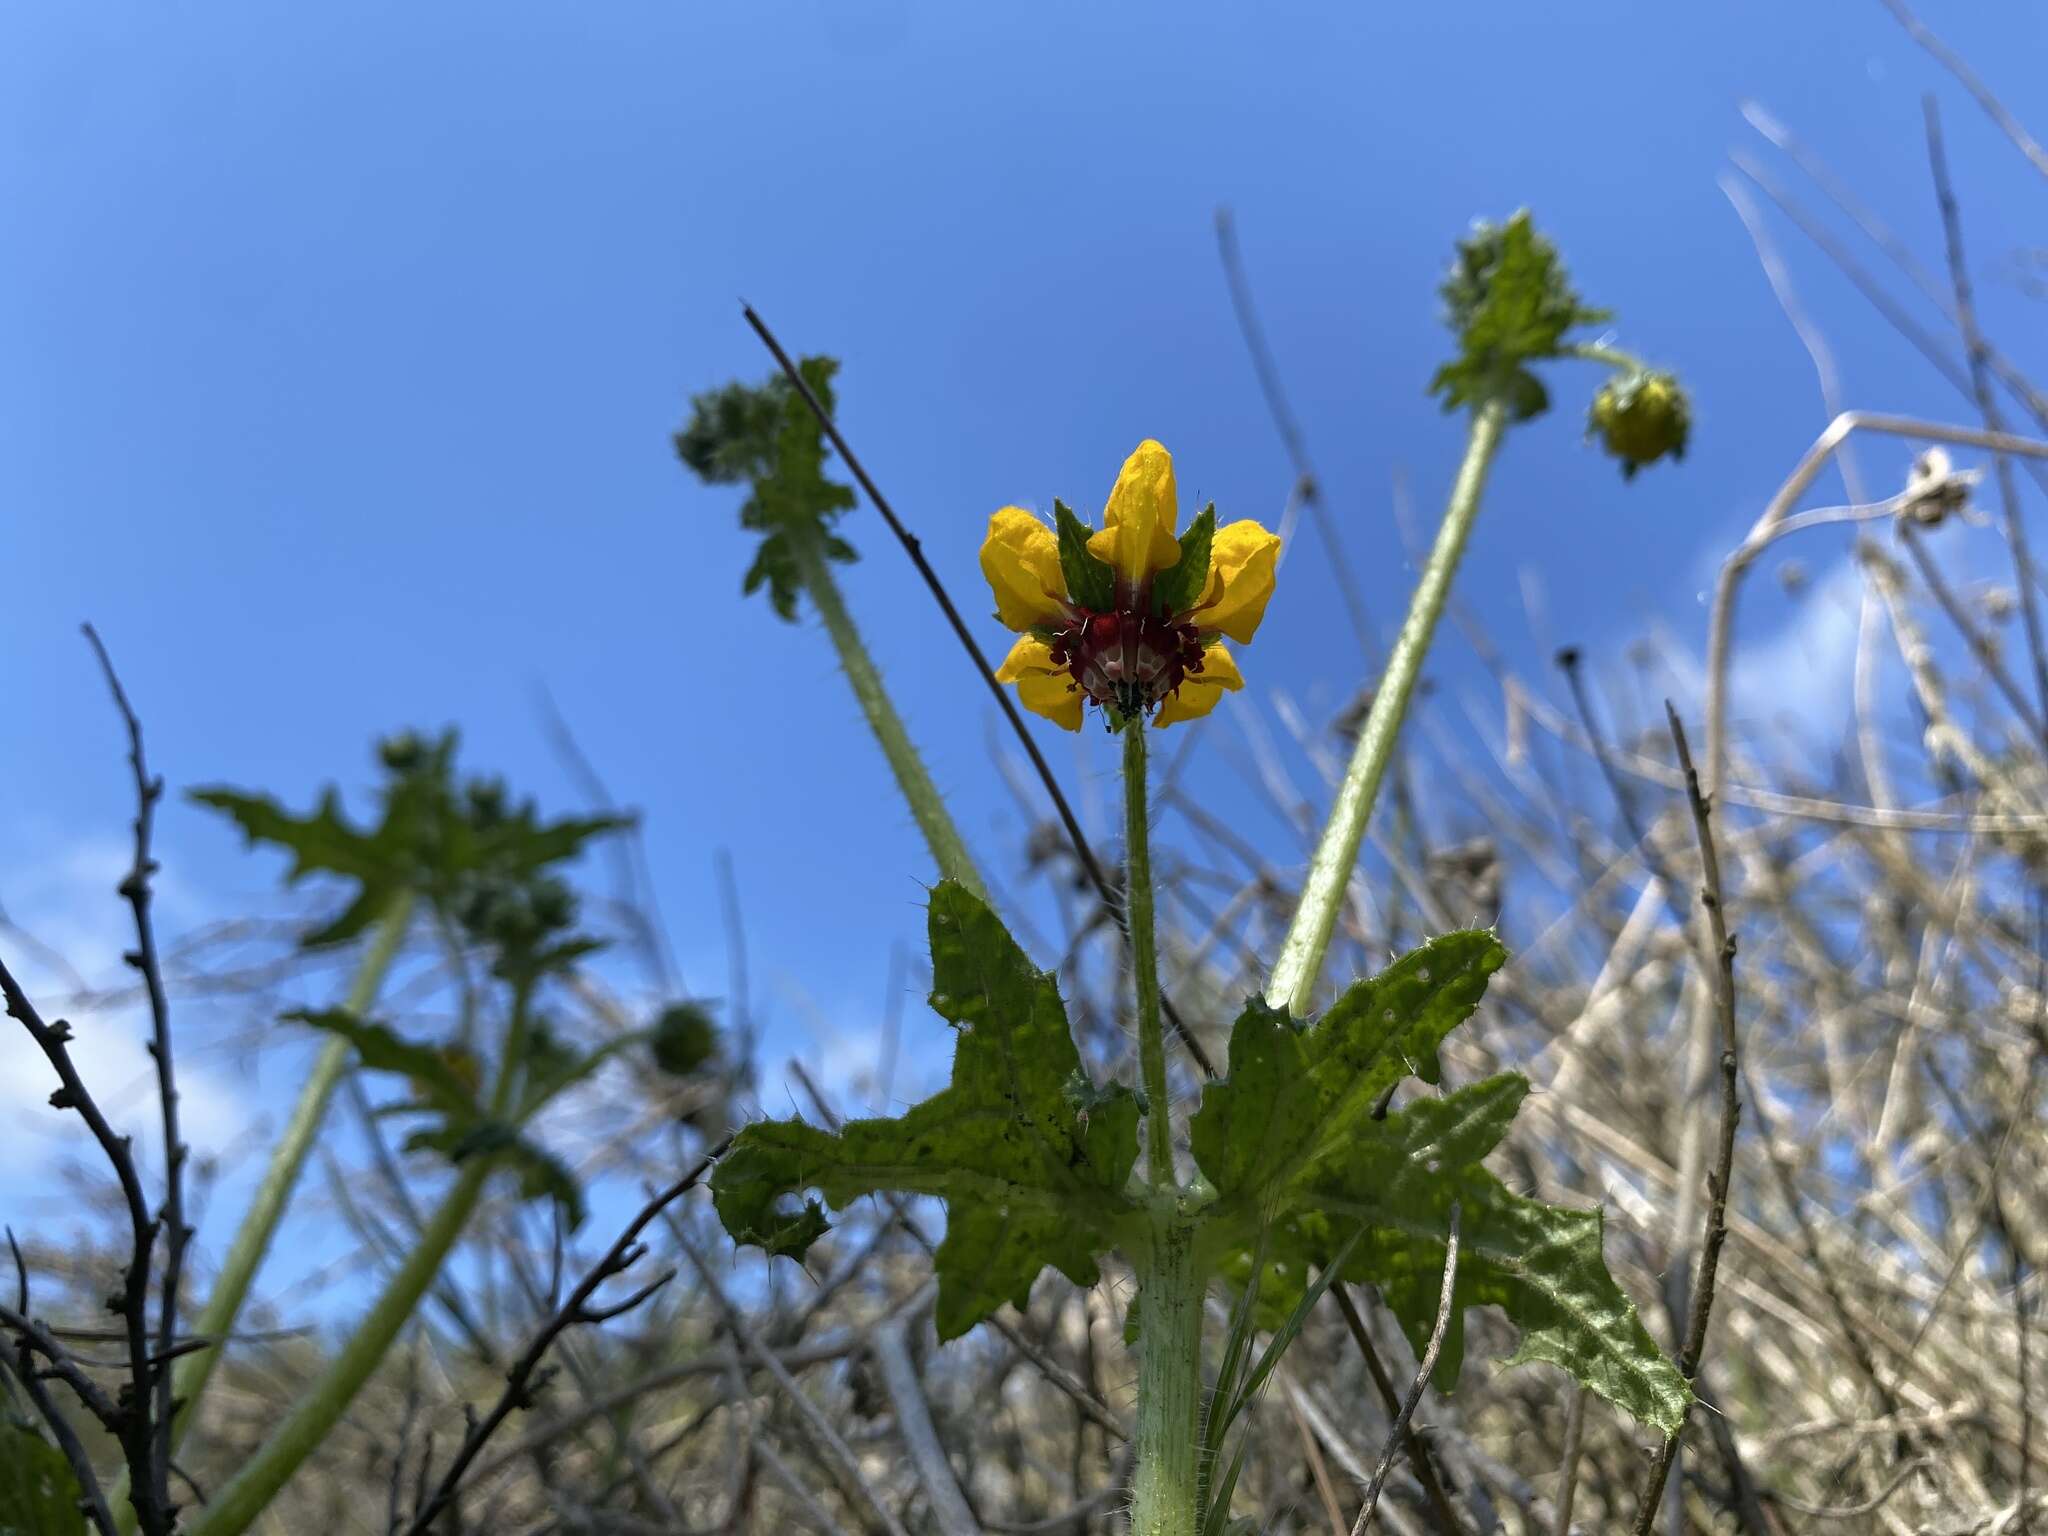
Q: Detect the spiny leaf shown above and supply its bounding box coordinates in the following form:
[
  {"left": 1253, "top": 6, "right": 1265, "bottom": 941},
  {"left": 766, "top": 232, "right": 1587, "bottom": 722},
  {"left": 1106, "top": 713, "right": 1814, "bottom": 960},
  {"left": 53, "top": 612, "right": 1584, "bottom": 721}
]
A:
[
  {"left": 1275, "top": 1074, "right": 1690, "bottom": 1435},
  {"left": 1429, "top": 210, "right": 1609, "bottom": 421},
  {"left": 1188, "top": 930, "right": 1507, "bottom": 1209},
  {"left": 711, "top": 880, "right": 1143, "bottom": 1340},
  {"left": 286, "top": 1008, "right": 479, "bottom": 1122},
  {"left": 1055, "top": 499, "right": 1114, "bottom": 613},
  {"left": 0, "top": 1422, "right": 86, "bottom": 1536},
  {"left": 1152, "top": 503, "right": 1216, "bottom": 618}
]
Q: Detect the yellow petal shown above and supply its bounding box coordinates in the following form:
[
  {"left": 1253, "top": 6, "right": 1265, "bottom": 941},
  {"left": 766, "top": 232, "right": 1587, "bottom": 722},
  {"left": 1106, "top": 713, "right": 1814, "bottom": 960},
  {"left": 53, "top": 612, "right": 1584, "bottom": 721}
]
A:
[
  {"left": 996, "top": 635, "right": 1083, "bottom": 729},
  {"left": 995, "top": 633, "right": 1058, "bottom": 682},
  {"left": 980, "top": 507, "right": 1068, "bottom": 631},
  {"left": 1016, "top": 671, "right": 1084, "bottom": 731},
  {"left": 1192, "top": 520, "right": 1282, "bottom": 644},
  {"left": 1085, "top": 439, "right": 1182, "bottom": 587},
  {"left": 1153, "top": 643, "right": 1243, "bottom": 728}
]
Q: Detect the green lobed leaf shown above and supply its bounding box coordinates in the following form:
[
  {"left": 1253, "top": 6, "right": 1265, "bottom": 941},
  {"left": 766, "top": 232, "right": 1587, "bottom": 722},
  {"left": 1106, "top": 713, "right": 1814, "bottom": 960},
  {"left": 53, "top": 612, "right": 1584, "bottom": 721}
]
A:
[
  {"left": 710, "top": 880, "right": 1143, "bottom": 1340},
  {"left": 1190, "top": 930, "right": 1686, "bottom": 1434},
  {"left": 1189, "top": 930, "right": 1507, "bottom": 1210},
  {"left": 1151, "top": 503, "right": 1216, "bottom": 618},
  {"left": 1429, "top": 210, "right": 1610, "bottom": 421},
  {"left": 1054, "top": 499, "right": 1114, "bottom": 613},
  {"left": 0, "top": 1422, "right": 86, "bottom": 1536},
  {"left": 1267, "top": 1074, "right": 1690, "bottom": 1435},
  {"left": 286, "top": 1008, "right": 480, "bottom": 1123}
]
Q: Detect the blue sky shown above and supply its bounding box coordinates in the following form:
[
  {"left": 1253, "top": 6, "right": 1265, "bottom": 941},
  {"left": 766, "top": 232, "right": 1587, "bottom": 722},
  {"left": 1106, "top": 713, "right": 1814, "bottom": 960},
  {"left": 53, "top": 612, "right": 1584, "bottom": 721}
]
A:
[{"left": 6, "top": 3, "right": 2047, "bottom": 1243}]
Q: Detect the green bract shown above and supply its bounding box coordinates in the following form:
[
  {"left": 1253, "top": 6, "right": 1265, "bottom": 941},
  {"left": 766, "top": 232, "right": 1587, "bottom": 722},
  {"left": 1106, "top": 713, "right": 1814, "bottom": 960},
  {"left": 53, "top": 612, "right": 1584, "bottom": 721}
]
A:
[
  {"left": 1430, "top": 210, "right": 1611, "bottom": 421},
  {"left": 676, "top": 356, "right": 859, "bottom": 622}
]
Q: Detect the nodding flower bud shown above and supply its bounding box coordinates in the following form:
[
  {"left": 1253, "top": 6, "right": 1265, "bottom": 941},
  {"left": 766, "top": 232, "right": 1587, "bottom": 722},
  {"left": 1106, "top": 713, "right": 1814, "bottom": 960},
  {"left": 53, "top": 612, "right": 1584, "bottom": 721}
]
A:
[{"left": 1588, "top": 370, "right": 1691, "bottom": 479}]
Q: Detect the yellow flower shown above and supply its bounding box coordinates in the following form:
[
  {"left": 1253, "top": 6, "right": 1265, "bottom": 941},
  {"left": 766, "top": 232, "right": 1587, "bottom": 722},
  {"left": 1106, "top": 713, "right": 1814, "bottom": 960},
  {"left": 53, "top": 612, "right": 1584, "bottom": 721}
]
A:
[{"left": 978, "top": 440, "right": 1280, "bottom": 732}]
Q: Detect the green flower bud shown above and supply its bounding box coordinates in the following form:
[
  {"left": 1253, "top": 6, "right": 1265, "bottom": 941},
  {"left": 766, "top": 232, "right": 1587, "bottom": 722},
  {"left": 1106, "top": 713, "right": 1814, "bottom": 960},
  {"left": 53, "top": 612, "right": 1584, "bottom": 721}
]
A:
[
  {"left": 1589, "top": 369, "right": 1691, "bottom": 479},
  {"left": 650, "top": 1001, "right": 720, "bottom": 1078}
]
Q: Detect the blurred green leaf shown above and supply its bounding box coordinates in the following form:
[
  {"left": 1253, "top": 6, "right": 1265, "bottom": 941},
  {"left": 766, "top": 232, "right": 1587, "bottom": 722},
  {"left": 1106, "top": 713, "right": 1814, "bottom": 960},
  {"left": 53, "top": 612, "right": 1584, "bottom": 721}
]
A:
[
  {"left": 519, "top": 1022, "right": 653, "bottom": 1117},
  {"left": 193, "top": 731, "right": 626, "bottom": 951},
  {"left": 286, "top": 1008, "right": 479, "bottom": 1122},
  {"left": 407, "top": 1119, "right": 586, "bottom": 1230},
  {"left": 711, "top": 880, "right": 1143, "bottom": 1339},
  {"left": 0, "top": 1422, "right": 86, "bottom": 1536}
]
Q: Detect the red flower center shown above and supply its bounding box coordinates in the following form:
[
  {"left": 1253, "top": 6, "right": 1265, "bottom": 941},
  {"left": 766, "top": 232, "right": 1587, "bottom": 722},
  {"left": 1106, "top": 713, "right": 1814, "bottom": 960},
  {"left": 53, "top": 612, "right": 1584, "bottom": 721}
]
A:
[{"left": 1045, "top": 607, "right": 1207, "bottom": 723}]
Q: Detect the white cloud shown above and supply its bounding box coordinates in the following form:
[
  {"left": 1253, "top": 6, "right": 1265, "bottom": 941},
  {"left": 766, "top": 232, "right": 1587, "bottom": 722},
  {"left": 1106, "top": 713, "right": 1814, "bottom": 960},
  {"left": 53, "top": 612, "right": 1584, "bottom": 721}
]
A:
[
  {"left": 1725, "top": 555, "right": 1867, "bottom": 738},
  {"left": 1, "top": 828, "right": 253, "bottom": 1186}
]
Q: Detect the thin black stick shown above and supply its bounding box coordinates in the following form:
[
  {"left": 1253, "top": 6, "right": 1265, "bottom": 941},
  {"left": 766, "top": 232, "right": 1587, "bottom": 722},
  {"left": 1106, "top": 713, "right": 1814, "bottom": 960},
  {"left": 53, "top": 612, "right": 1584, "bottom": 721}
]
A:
[
  {"left": 740, "top": 304, "right": 1218, "bottom": 1081},
  {"left": 82, "top": 623, "right": 189, "bottom": 1522},
  {"left": 1214, "top": 206, "right": 1376, "bottom": 660},
  {"left": 0, "top": 631, "right": 187, "bottom": 1535},
  {"left": 1630, "top": 707, "right": 1744, "bottom": 1533},
  {"left": 1349, "top": 1202, "right": 1461, "bottom": 1535},
  {"left": 398, "top": 1134, "right": 732, "bottom": 1535},
  {"left": 1923, "top": 94, "right": 2048, "bottom": 750}
]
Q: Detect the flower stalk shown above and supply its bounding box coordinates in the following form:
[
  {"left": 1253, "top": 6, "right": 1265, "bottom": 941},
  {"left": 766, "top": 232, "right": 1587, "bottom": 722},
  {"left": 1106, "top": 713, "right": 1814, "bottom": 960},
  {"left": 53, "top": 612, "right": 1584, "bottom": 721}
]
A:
[
  {"left": 791, "top": 527, "right": 988, "bottom": 903},
  {"left": 1130, "top": 1217, "right": 1204, "bottom": 1536},
  {"left": 182, "top": 974, "right": 533, "bottom": 1536},
  {"left": 180, "top": 1158, "right": 493, "bottom": 1536},
  {"left": 1266, "top": 396, "right": 1510, "bottom": 1016},
  {"left": 1121, "top": 719, "right": 1174, "bottom": 1191}
]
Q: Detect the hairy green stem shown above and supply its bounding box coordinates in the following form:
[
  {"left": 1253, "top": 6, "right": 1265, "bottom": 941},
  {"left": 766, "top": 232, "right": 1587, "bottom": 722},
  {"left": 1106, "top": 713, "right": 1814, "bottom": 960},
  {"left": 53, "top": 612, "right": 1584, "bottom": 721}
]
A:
[
  {"left": 1563, "top": 341, "right": 1653, "bottom": 375},
  {"left": 791, "top": 531, "right": 987, "bottom": 903},
  {"left": 1122, "top": 721, "right": 1173, "bottom": 1190},
  {"left": 1266, "top": 397, "right": 1510, "bottom": 1016},
  {"left": 1130, "top": 1219, "right": 1204, "bottom": 1536},
  {"left": 110, "top": 895, "right": 415, "bottom": 1532},
  {"left": 183, "top": 958, "right": 527, "bottom": 1536},
  {"left": 180, "top": 1158, "right": 492, "bottom": 1536}
]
